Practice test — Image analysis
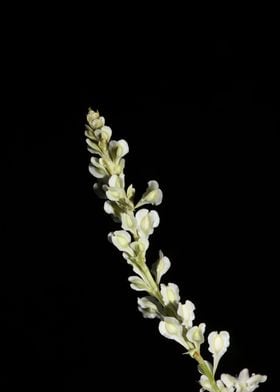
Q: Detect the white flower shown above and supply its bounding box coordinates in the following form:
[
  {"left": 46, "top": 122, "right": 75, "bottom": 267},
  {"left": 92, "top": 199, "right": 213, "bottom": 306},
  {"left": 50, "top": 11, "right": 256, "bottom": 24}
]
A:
[
  {"left": 94, "top": 125, "right": 112, "bottom": 141},
  {"left": 121, "top": 212, "right": 137, "bottom": 234},
  {"left": 136, "top": 180, "right": 163, "bottom": 207},
  {"left": 221, "top": 369, "right": 267, "bottom": 392},
  {"left": 216, "top": 380, "right": 233, "bottom": 392},
  {"left": 122, "top": 209, "right": 160, "bottom": 239},
  {"left": 128, "top": 276, "right": 149, "bottom": 291},
  {"left": 89, "top": 157, "right": 109, "bottom": 178},
  {"left": 129, "top": 238, "right": 149, "bottom": 255},
  {"left": 137, "top": 296, "right": 161, "bottom": 319},
  {"left": 108, "top": 230, "right": 133, "bottom": 256},
  {"left": 199, "top": 375, "right": 214, "bottom": 392},
  {"left": 135, "top": 209, "right": 160, "bottom": 238},
  {"left": 159, "top": 317, "right": 188, "bottom": 348},
  {"left": 186, "top": 323, "right": 206, "bottom": 352},
  {"left": 105, "top": 174, "right": 126, "bottom": 201},
  {"left": 85, "top": 138, "right": 101, "bottom": 155},
  {"left": 160, "top": 283, "right": 180, "bottom": 306},
  {"left": 87, "top": 109, "right": 105, "bottom": 130},
  {"left": 178, "top": 300, "right": 195, "bottom": 329},
  {"left": 151, "top": 250, "right": 171, "bottom": 284},
  {"left": 104, "top": 201, "right": 115, "bottom": 215},
  {"left": 109, "top": 139, "right": 129, "bottom": 161},
  {"left": 87, "top": 109, "right": 100, "bottom": 122},
  {"left": 126, "top": 184, "right": 135, "bottom": 200},
  {"left": 208, "top": 331, "right": 230, "bottom": 374}
]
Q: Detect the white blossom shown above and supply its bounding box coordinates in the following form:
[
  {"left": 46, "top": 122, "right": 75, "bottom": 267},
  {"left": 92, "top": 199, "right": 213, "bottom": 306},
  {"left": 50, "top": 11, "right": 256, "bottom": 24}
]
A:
[
  {"left": 86, "top": 109, "right": 267, "bottom": 392},
  {"left": 108, "top": 230, "right": 133, "bottom": 256},
  {"left": 159, "top": 317, "right": 188, "bottom": 348},
  {"left": 178, "top": 300, "right": 195, "bottom": 329},
  {"left": 136, "top": 180, "right": 163, "bottom": 207},
  {"left": 94, "top": 125, "right": 112, "bottom": 142},
  {"left": 199, "top": 375, "right": 214, "bottom": 392},
  {"left": 89, "top": 157, "right": 109, "bottom": 178},
  {"left": 128, "top": 276, "right": 149, "bottom": 291},
  {"left": 87, "top": 109, "right": 106, "bottom": 130},
  {"left": 121, "top": 212, "right": 137, "bottom": 234},
  {"left": 129, "top": 238, "right": 149, "bottom": 255},
  {"left": 135, "top": 209, "right": 160, "bottom": 237},
  {"left": 85, "top": 138, "right": 101, "bottom": 155},
  {"left": 105, "top": 174, "right": 126, "bottom": 201},
  {"left": 138, "top": 296, "right": 161, "bottom": 319},
  {"left": 104, "top": 200, "right": 115, "bottom": 215},
  {"left": 152, "top": 250, "right": 171, "bottom": 284},
  {"left": 208, "top": 331, "right": 230, "bottom": 374},
  {"left": 109, "top": 139, "right": 129, "bottom": 161},
  {"left": 221, "top": 369, "right": 267, "bottom": 392},
  {"left": 160, "top": 283, "right": 180, "bottom": 306},
  {"left": 126, "top": 184, "right": 135, "bottom": 200},
  {"left": 186, "top": 323, "right": 206, "bottom": 352},
  {"left": 216, "top": 380, "right": 233, "bottom": 392}
]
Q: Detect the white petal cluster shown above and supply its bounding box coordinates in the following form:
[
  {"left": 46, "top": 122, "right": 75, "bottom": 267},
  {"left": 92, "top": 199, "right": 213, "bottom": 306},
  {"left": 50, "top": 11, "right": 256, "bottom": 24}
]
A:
[
  {"left": 152, "top": 250, "right": 171, "bottom": 284},
  {"left": 200, "top": 369, "right": 267, "bottom": 392},
  {"left": 208, "top": 331, "right": 230, "bottom": 374},
  {"left": 86, "top": 109, "right": 267, "bottom": 392},
  {"left": 187, "top": 323, "right": 206, "bottom": 352},
  {"left": 220, "top": 369, "right": 267, "bottom": 392},
  {"left": 158, "top": 317, "right": 188, "bottom": 348},
  {"left": 137, "top": 296, "right": 162, "bottom": 319},
  {"left": 177, "top": 300, "right": 195, "bottom": 328},
  {"left": 136, "top": 180, "right": 163, "bottom": 207},
  {"left": 160, "top": 283, "right": 180, "bottom": 305}
]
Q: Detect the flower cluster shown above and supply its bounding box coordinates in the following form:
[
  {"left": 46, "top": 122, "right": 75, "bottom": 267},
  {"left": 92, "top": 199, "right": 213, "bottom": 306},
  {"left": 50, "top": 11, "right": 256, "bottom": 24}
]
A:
[{"left": 85, "top": 109, "right": 267, "bottom": 392}]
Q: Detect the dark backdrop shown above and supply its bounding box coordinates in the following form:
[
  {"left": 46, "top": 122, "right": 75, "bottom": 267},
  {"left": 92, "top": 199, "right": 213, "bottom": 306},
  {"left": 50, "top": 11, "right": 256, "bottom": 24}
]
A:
[{"left": 1, "top": 23, "right": 277, "bottom": 392}]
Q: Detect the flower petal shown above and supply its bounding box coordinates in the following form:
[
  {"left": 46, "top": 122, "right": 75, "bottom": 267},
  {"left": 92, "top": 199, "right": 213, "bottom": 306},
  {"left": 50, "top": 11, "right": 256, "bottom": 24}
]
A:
[
  {"left": 136, "top": 180, "right": 163, "bottom": 207},
  {"left": 121, "top": 212, "right": 137, "bottom": 233},
  {"left": 135, "top": 209, "right": 160, "bottom": 237},
  {"left": 177, "top": 300, "right": 195, "bottom": 329},
  {"left": 128, "top": 276, "right": 148, "bottom": 291},
  {"left": 158, "top": 317, "right": 187, "bottom": 348},
  {"left": 137, "top": 296, "right": 161, "bottom": 319},
  {"left": 208, "top": 331, "right": 230, "bottom": 374},
  {"left": 109, "top": 139, "right": 129, "bottom": 161},
  {"left": 160, "top": 283, "right": 180, "bottom": 306},
  {"left": 108, "top": 230, "right": 133, "bottom": 255},
  {"left": 152, "top": 250, "right": 171, "bottom": 284},
  {"left": 186, "top": 323, "right": 206, "bottom": 352}
]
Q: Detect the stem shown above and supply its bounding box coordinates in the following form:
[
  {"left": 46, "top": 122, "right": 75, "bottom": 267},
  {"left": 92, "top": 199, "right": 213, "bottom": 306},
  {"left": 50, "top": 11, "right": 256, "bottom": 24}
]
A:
[{"left": 194, "top": 352, "right": 221, "bottom": 392}]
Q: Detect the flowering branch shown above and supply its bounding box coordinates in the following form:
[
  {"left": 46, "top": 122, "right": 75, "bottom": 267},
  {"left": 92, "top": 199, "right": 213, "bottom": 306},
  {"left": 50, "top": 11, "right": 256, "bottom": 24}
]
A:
[{"left": 85, "top": 109, "right": 267, "bottom": 392}]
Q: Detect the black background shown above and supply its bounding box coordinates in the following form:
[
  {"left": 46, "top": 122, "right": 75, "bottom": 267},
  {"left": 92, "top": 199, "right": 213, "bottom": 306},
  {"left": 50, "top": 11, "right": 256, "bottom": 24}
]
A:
[{"left": 1, "top": 13, "right": 277, "bottom": 392}]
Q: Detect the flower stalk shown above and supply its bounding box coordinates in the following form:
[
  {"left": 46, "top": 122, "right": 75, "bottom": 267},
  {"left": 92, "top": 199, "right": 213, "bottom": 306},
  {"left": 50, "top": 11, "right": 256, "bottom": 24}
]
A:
[{"left": 85, "top": 109, "right": 267, "bottom": 392}]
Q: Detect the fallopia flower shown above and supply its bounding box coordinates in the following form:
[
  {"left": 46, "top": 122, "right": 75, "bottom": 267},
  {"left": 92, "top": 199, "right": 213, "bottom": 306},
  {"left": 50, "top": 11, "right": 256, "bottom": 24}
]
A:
[
  {"left": 137, "top": 296, "right": 161, "bottom": 319},
  {"left": 177, "top": 300, "right": 195, "bottom": 329},
  {"left": 221, "top": 369, "right": 267, "bottom": 392},
  {"left": 135, "top": 208, "right": 160, "bottom": 238},
  {"left": 208, "top": 331, "right": 230, "bottom": 374},
  {"left": 186, "top": 323, "right": 206, "bottom": 352},
  {"left": 89, "top": 157, "right": 109, "bottom": 178},
  {"left": 160, "top": 283, "right": 180, "bottom": 306},
  {"left": 86, "top": 109, "right": 267, "bottom": 392},
  {"left": 104, "top": 174, "right": 126, "bottom": 202},
  {"left": 159, "top": 317, "right": 189, "bottom": 349},
  {"left": 109, "top": 139, "right": 129, "bottom": 162},
  {"left": 151, "top": 250, "right": 171, "bottom": 284},
  {"left": 128, "top": 276, "right": 149, "bottom": 292},
  {"left": 108, "top": 230, "right": 133, "bottom": 256},
  {"left": 136, "top": 180, "right": 163, "bottom": 207}
]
